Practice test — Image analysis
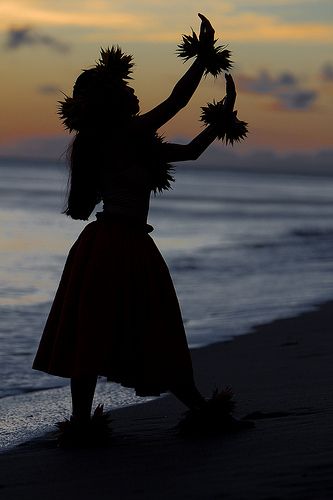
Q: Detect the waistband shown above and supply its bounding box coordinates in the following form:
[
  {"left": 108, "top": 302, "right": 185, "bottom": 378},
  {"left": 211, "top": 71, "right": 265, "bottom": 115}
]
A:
[{"left": 95, "top": 212, "right": 154, "bottom": 233}]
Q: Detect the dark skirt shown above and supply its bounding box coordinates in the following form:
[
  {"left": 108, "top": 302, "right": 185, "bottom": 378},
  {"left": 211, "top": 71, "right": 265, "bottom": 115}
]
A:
[{"left": 33, "top": 214, "right": 194, "bottom": 396}]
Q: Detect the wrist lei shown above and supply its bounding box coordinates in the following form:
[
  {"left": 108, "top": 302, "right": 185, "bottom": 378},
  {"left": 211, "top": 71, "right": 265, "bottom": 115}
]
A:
[
  {"left": 200, "top": 100, "right": 248, "bottom": 145},
  {"left": 176, "top": 29, "right": 232, "bottom": 77}
]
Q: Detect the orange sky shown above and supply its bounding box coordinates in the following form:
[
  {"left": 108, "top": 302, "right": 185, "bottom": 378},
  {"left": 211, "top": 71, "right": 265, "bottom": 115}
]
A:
[{"left": 1, "top": 0, "right": 333, "bottom": 157}]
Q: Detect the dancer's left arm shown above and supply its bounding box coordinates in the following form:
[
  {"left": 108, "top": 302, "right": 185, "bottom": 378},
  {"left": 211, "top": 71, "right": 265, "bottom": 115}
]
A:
[
  {"left": 164, "top": 73, "right": 236, "bottom": 162},
  {"left": 164, "top": 125, "right": 218, "bottom": 162},
  {"left": 138, "top": 14, "right": 215, "bottom": 130}
]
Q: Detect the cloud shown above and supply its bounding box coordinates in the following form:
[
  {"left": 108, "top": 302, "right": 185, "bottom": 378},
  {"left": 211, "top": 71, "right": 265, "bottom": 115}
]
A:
[
  {"left": 4, "top": 26, "right": 70, "bottom": 53},
  {"left": 0, "top": 2, "right": 149, "bottom": 31},
  {"left": 1, "top": 1, "right": 333, "bottom": 43},
  {"left": 321, "top": 63, "right": 333, "bottom": 82},
  {"left": 0, "top": 135, "right": 69, "bottom": 160},
  {"left": 185, "top": 143, "right": 333, "bottom": 176},
  {"left": 0, "top": 133, "right": 332, "bottom": 177},
  {"left": 37, "top": 84, "right": 60, "bottom": 95},
  {"left": 275, "top": 89, "right": 317, "bottom": 110},
  {"left": 238, "top": 70, "right": 318, "bottom": 110}
]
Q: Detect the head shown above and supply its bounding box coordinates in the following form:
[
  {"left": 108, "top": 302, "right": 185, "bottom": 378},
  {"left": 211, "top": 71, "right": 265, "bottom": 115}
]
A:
[
  {"left": 62, "top": 46, "right": 140, "bottom": 220},
  {"left": 59, "top": 46, "right": 139, "bottom": 132},
  {"left": 72, "top": 68, "right": 140, "bottom": 127}
]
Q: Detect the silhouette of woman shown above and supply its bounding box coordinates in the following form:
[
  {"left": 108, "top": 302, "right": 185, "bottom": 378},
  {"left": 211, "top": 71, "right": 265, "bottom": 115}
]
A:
[{"left": 33, "top": 14, "right": 246, "bottom": 435}]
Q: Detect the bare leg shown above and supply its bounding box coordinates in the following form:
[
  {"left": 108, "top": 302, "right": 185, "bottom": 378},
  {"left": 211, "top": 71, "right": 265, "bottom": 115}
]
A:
[
  {"left": 70, "top": 375, "right": 98, "bottom": 422},
  {"left": 170, "top": 383, "right": 206, "bottom": 411}
]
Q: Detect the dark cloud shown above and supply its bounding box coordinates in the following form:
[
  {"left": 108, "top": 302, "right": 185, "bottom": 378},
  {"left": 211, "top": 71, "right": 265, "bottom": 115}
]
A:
[
  {"left": 37, "top": 84, "right": 60, "bottom": 95},
  {"left": 5, "top": 26, "right": 70, "bottom": 53},
  {"left": 277, "top": 90, "right": 317, "bottom": 110},
  {"left": 247, "top": 71, "right": 297, "bottom": 93},
  {"left": 0, "top": 135, "right": 69, "bottom": 160},
  {"left": 0, "top": 134, "right": 332, "bottom": 177},
  {"left": 321, "top": 63, "right": 333, "bottom": 82},
  {"left": 238, "top": 70, "right": 317, "bottom": 111},
  {"left": 193, "top": 144, "right": 333, "bottom": 176},
  {"left": 277, "top": 72, "right": 298, "bottom": 86}
]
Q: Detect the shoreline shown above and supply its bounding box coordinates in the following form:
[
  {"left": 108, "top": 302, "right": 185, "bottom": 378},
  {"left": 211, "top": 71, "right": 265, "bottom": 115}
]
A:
[
  {"left": 0, "top": 298, "right": 328, "bottom": 451},
  {"left": 1, "top": 300, "right": 333, "bottom": 499}
]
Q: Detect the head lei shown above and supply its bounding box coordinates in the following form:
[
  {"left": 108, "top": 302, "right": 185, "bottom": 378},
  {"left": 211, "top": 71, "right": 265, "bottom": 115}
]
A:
[{"left": 58, "top": 46, "right": 134, "bottom": 132}]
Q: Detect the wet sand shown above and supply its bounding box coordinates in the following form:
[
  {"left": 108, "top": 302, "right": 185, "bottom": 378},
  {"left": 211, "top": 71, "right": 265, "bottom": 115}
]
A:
[{"left": 1, "top": 301, "right": 333, "bottom": 499}]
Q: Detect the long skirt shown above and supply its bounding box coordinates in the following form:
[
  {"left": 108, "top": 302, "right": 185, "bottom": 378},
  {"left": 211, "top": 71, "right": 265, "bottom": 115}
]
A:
[{"left": 33, "top": 214, "right": 194, "bottom": 396}]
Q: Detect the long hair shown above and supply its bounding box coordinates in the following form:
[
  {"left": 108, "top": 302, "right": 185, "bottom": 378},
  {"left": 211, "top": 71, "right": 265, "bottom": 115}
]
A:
[
  {"left": 63, "top": 132, "right": 102, "bottom": 220},
  {"left": 62, "top": 68, "right": 140, "bottom": 220}
]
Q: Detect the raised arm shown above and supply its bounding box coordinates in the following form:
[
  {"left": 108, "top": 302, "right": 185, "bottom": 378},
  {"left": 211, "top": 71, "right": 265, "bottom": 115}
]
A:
[
  {"left": 138, "top": 14, "right": 215, "bottom": 130},
  {"left": 139, "top": 59, "right": 205, "bottom": 130},
  {"left": 163, "top": 125, "right": 218, "bottom": 162},
  {"left": 162, "top": 74, "right": 237, "bottom": 162}
]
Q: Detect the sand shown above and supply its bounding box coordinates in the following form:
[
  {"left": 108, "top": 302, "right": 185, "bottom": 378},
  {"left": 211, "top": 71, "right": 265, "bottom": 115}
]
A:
[{"left": 1, "top": 301, "right": 333, "bottom": 499}]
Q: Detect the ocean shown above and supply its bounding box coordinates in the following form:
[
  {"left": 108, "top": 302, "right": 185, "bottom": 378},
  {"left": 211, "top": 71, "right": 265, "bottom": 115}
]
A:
[{"left": 1, "top": 158, "right": 333, "bottom": 447}]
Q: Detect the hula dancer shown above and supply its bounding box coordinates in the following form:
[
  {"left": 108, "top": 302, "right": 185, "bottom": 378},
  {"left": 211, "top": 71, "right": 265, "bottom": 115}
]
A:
[{"left": 33, "top": 14, "right": 249, "bottom": 444}]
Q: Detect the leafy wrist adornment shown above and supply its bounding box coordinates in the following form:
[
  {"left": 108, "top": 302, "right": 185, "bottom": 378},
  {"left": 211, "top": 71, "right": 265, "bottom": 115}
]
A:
[
  {"left": 200, "top": 100, "right": 248, "bottom": 145},
  {"left": 176, "top": 29, "right": 232, "bottom": 77}
]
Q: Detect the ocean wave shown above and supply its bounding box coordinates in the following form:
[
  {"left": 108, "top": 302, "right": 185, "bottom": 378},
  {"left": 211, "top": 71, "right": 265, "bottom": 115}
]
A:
[{"left": 291, "top": 227, "right": 333, "bottom": 239}]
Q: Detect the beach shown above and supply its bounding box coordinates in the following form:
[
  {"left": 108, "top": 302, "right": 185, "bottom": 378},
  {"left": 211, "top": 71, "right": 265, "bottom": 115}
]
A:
[
  {"left": 1, "top": 301, "right": 332, "bottom": 499},
  {"left": 2, "top": 162, "right": 333, "bottom": 402}
]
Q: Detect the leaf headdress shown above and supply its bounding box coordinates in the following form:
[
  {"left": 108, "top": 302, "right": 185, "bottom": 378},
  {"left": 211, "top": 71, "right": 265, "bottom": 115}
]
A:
[{"left": 95, "top": 46, "right": 134, "bottom": 80}]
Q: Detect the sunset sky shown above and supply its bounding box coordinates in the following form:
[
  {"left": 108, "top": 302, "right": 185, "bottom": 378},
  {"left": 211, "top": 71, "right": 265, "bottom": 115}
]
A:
[{"left": 1, "top": 0, "right": 332, "bottom": 164}]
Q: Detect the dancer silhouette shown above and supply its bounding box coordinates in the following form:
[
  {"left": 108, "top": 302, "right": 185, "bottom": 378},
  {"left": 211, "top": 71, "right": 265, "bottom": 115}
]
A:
[{"left": 33, "top": 14, "right": 244, "bottom": 435}]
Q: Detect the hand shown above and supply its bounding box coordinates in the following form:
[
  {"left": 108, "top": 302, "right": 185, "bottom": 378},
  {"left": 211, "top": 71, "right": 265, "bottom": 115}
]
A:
[
  {"left": 198, "top": 13, "right": 215, "bottom": 46},
  {"left": 224, "top": 73, "right": 236, "bottom": 113}
]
